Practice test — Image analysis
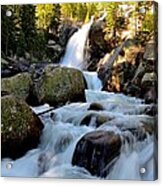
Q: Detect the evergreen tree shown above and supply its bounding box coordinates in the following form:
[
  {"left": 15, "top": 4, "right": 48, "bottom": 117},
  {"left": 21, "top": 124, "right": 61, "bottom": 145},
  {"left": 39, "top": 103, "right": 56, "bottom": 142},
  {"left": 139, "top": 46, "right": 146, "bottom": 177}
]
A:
[
  {"left": 1, "top": 5, "right": 20, "bottom": 56},
  {"left": 18, "top": 5, "right": 36, "bottom": 57}
]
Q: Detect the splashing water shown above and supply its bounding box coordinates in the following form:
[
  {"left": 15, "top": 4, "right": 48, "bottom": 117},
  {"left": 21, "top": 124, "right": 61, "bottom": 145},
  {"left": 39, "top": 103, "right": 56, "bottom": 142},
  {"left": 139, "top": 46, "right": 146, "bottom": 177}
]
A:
[
  {"left": 1, "top": 91, "right": 156, "bottom": 180},
  {"left": 83, "top": 71, "right": 102, "bottom": 90}
]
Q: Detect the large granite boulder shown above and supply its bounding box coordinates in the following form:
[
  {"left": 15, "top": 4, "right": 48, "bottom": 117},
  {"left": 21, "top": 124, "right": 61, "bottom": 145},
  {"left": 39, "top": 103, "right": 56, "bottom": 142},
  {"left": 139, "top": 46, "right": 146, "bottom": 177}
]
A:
[
  {"left": 34, "top": 65, "right": 86, "bottom": 106},
  {"left": 1, "top": 95, "right": 44, "bottom": 159},
  {"left": 1, "top": 72, "right": 33, "bottom": 101}
]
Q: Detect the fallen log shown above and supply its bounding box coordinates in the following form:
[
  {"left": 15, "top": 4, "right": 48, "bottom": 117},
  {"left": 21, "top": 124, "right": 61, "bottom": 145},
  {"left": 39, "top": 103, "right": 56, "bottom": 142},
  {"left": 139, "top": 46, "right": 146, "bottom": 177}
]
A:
[{"left": 36, "top": 107, "right": 56, "bottom": 116}]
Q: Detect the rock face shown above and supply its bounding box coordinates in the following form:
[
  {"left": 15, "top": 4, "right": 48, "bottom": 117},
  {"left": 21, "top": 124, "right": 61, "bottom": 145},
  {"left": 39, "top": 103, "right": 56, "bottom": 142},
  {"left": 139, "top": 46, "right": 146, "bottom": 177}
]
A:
[
  {"left": 97, "top": 38, "right": 157, "bottom": 103},
  {"left": 34, "top": 65, "right": 86, "bottom": 106},
  {"left": 58, "top": 24, "right": 78, "bottom": 47},
  {"left": 1, "top": 72, "right": 33, "bottom": 101},
  {"left": 72, "top": 130, "right": 121, "bottom": 177},
  {"left": 1, "top": 95, "right": 44, "bottom": 159},
  {"left": 87, "top": 20, "right": 110, "bottom": 71}
]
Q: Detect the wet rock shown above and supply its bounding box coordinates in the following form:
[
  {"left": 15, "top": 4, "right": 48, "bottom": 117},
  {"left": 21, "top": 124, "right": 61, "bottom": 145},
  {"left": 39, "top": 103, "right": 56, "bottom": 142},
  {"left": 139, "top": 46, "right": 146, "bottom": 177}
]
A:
[
  {"left": 58, "top": 24, "right": 78, "bottom": 47},
  {"left": 141, "top": 123, "right": 154, "bottom": 135},
  {"left": 140, "top": 72, "right": 157, "bottom": 104},
  {"left": 144, "top": 104, "right": 157, "bottom": 116},
  {"left": 121, "top": 118, "right": 155, "bottom": 142},
  {"left": 144, "top": 86, "right": 157, "bottom": 104},
  {"left": 96, "top": 115, "right": 111, "bottom": 128},
  {"left": 34, "top": 65, "right": 86, "bottom": 106},
  {"left": 1, "top": 95, "right": 44, "bottom": 159},
  {"left": 123, "top": 82, "right": 141, "bottom": 97},
  {"left": 80, "top": 113, "right": 96, "bottom": 126},
  {"left": 80, "top": 113, "right": 111, "bottom": 128},
  {"left": 88, "top": 102, "right": 104, "bottom": 111},
  {"left": 122, "top": 127, "right": 150, "bottom": 142},
  {"left": 1, "top": 72, "right": 33, "bottom": 101},
  {"left": 72, "top": 130, "right": 121, "bottom": 177}
]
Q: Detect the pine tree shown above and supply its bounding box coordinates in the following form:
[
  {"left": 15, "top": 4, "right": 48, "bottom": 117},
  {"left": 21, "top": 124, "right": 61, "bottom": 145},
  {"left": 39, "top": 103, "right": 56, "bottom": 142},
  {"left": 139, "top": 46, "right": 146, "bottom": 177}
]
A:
[
  {"left": 1, "top": 5, "right": 19, "bottom": 56},
  {"left": 18, "top": 5, "right": 36, "bottom": 57}
]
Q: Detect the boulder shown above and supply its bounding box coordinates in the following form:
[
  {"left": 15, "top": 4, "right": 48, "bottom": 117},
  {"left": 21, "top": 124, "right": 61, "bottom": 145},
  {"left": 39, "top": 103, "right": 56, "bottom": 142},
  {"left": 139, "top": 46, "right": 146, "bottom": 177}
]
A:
[
  {"left": 1, "top": 95, "right": 44, "bottom": 159},
  {"left": 141, "top": 72, "right": 157, "bottom": 87},
  {"left": 143, "top": 40, "right": 156, "bottom": 61},
  {"left": 144, "top": 104, "right": 157, "bottom": 116},
  {"left": 72, "top": 130, "right": 121, "bottom": 177},
  {"left": 140, "top": 73, "right": 157, "bottom": 103},
  {"left": 1, "top": 72, "right": 33, "bottom": 101},
  {"left": 88, "top": 102, "right": 104, "bottom": 111},
  {"left": 34, "top": 65, "right": 86, "bottom": 106},
  {"left": 144, "top": 86, "right": 157, "bottom": 104},
  {"left": 80, "top": 113, "right": 111, "bottom": 128}
]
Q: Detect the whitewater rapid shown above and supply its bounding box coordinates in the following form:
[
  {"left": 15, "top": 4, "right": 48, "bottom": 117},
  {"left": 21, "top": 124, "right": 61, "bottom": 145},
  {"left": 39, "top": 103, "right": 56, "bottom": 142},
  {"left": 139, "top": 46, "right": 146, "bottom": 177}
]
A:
[{"left": 1, "top": 90, "right": 156, "bottom": 180}]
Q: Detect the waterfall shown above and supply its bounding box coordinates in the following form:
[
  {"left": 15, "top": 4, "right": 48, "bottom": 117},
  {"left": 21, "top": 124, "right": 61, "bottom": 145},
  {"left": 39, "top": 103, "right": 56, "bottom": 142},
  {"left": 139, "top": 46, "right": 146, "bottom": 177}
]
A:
[
  {"left": 60, "top": 16, "right": 103, "bottom": 90},
  {"left": 60, "top": 16, "right": 94, "bottom": 69},
  {"left": 83, "top": 71, "right": 102, "bottom": 90}
]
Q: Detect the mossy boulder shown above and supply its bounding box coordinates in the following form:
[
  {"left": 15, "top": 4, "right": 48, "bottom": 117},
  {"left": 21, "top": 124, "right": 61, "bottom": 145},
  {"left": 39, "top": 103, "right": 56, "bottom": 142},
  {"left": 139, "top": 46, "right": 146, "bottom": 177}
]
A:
[
  {"left": 1, "top": 95, "right": 44, "bottom": 159},
  {"left": 34, "top": 65, "right": 86, "bottom": 106},
  {"left": 1, "top": 72, "right": 33, "bottom": 101}
]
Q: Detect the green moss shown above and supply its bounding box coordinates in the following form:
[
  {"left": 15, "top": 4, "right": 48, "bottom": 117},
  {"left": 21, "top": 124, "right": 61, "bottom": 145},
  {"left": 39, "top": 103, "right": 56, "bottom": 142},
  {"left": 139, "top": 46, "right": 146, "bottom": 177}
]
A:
[
  {"left": 35, "top": 66, "right": 86, "bottom": 105},
  {"left": 1, "top": 95, "right": 34, "bottom": 139},
  {"left": 1, "top": 95, "right": 44, "bottom": 159},
  {"left": 1, "top": 73, "right": 33, "bottom": 101}
]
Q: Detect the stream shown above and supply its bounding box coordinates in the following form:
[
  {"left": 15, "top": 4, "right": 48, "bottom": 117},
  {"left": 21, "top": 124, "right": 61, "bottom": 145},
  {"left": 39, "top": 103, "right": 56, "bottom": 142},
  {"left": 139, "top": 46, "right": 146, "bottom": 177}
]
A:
[{"left": 1, "top": 18, "right": 157, "bottom": 181}]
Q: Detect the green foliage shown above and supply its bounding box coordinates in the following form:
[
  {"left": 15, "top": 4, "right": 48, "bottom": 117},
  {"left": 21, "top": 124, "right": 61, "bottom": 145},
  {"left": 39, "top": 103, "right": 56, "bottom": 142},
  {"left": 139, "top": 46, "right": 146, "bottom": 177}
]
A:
[
  {"left": 1, "top": 5, "right": 19, "bottom": 56},
  {"left": 60, "top": 3, "right": 98, "bottom": 23},
  {"left": 1, "top": 2, "right": 157, "bottom": 62},
  {"left": 36, "top": 4, "right": 56, "bottom": 29},
  {"left": 19, "top": 5, "right": 37, "bottom": 56}
]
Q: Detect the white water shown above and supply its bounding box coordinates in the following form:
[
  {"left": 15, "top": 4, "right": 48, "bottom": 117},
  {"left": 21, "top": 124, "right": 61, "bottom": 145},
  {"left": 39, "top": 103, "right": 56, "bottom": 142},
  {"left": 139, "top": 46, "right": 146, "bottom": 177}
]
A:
[
  {"left": 1, "top": 91, "right": 156, "bottom": 180},
  {"left": 1, "top": 18, "right": 157, "bottom": 180},
  {"left": 61, "top": 17, "right": 94, "bottom": 69},
  {"left": 83, "top": 72, "right": 102, "bottom": 90}
]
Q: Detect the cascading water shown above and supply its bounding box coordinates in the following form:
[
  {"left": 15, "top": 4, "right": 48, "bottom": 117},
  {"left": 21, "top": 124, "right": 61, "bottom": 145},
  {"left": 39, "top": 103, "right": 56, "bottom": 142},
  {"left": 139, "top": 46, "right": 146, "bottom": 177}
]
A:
[
  {"left": 1, "top": 17, "right": 156, "bottom": 181},
  {"left": 61, "top": 16, "right": 94, "bottom": 69},
  {"left": 60, "top": 16, "right": 102, "bottom": 90}
]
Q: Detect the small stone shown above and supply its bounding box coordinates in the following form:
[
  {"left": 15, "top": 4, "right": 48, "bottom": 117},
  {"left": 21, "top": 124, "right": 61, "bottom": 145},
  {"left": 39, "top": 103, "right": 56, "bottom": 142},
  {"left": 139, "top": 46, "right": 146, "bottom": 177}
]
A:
[{"left": 88, "top": 103, "right": 104, "bottom": 111}]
